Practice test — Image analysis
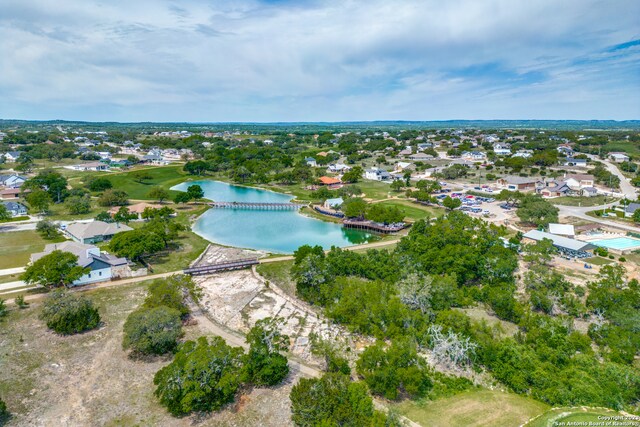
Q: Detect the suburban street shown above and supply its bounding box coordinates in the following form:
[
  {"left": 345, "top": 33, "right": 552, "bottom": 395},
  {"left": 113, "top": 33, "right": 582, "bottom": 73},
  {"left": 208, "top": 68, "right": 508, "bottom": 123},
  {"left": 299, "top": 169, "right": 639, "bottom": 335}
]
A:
[{"left": 586, "top": 154, "right": 638, "bottom": 199}]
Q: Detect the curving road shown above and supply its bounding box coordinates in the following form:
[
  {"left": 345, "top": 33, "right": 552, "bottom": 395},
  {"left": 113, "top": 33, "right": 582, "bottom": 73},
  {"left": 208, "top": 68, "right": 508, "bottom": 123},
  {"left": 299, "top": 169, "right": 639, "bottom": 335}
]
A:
[{"left": 586, "top": 154, "right": 638, "bottom": 200}]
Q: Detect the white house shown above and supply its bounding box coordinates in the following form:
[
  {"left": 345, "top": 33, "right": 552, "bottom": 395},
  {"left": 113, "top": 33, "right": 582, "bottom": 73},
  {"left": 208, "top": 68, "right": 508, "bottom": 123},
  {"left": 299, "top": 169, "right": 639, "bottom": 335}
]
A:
[
  {"left": 305, "top": 157, "right": 317, "bottom": 167},
  {"left": 30, "top": 241, "right": 130, "bottom": 286},
  {"left": 364, "top": 167, "right": 392, "bottom": 181},
  {"left": 327, "top": 163, "right": 351, "bottom": 173},
  {"left": 609, "top": 152, "right": 630, "bottom": 163},
  {"left": 0, "top": 174, "right": 27, "bottom": 188},
  {"left": 323, "top": 197, "right": 344, "bottom": 209},
  {"left": 2, "top": 201, "right": 27, "bottom": 217},
  {"left": 461, "top": 151, "right": 487, "bottom": 162},
  {"left": 563, "top": 158, "right": 587, "bottom": 167},
  {"left": 2, "top": 151, "right": 22, "bottom": 163},
  {"left": 563, "top": 173, "right": 595, "bottom": 189},
  {"left": 64, "top": 162, "right": 110, "bottom": 172},
  {"left": 493, "top": 143, "right": 511, "bottom": 156}
]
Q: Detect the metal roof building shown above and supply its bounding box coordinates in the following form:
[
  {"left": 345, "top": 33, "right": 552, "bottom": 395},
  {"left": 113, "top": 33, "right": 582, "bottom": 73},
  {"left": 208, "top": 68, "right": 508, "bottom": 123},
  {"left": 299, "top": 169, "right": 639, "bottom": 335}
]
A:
[{"left": 523, "top": 230, "right": 595, "bottom": 252}]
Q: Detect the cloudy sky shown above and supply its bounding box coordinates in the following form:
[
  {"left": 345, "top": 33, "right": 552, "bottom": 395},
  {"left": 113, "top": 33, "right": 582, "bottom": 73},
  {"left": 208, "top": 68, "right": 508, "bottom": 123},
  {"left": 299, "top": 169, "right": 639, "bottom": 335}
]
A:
[{"left": 1, "top": 0, "right": 639, "bottom": 122}]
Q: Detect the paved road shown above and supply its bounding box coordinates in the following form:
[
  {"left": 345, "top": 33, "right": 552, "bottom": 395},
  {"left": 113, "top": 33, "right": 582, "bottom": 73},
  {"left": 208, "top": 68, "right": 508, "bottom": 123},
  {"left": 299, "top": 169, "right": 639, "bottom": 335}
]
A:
[
  {"left": 558, "top": 204, "right": 640, "bottom": 233},
  {"left": 586, "top": 154, "right": 638, "bottom": 200},
  {"left": 0, "top": 221, "right": 37, "bottom": 232}
]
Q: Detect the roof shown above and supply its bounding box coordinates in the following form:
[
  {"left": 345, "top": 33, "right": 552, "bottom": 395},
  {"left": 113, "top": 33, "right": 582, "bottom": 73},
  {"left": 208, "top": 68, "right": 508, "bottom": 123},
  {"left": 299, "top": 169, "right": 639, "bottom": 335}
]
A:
[
  {"left": 565, "top": 174, "right": 595, "bottom": 181},
  {"left": 523, "top": 230, "right": 594, "bottom": 252},
  {"left": 31, "top": 241, "right": 127, "bottom": 268},
  {"left": 325, "top": 197, "right": 344, "bottom": 206},
  {"left": 2, "top": 201, "right": 26, "bottom": 211},
  {"left": 548, "top": 223, "right": 575, "bottom": 236},
  {"left": 107, "top": 202, "right": 161, "bottom": 215},
  {"left": 625, "top": 203, "right": 640, "bottom": 214},
  {"left": 319, "top": 176, "right": 341, "bottom": 185},
  {"left": 66, "top": 220, "right": 132, "bottom": 240},
  {"left": 501, "top": 176, "right": 539, "bottom": 185}
]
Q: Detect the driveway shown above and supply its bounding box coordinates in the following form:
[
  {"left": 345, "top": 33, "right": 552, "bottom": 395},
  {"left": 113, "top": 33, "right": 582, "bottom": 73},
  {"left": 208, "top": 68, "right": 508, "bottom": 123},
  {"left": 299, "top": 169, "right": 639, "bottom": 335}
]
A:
[{"left": 586, "top": 154, "right": 638, "bottom": 200}]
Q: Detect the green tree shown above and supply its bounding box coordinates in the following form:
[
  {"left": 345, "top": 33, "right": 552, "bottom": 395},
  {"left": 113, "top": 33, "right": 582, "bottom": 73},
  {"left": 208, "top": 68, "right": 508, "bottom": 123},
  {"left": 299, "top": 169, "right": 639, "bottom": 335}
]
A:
[
  {"left": 517, "top": 195, "right": 558, "bottom": 227},
  {"left": 342, "top": 197, "right": 367, "bottom": 218},
  {"left": 87, "top": 177, "right": 112, "bottom": 192},
  {"left": 0, "top": 396, "right": 10, "bottom": 424},
  {"left": 36, "top": 219, "right": 60, "bottom": 239},
  {"left": 97, "top": 189, "right": 129, "bottom": 207},
  {"left": 342, "top": 166, "right": 364, "bottom": 183},
  {"left": 95, "top": 211, "right": 114, "bottom": 223},
  {"left": 113, "top": 206, "right": 137, "bottom": 223},
  {"left": 290, "top": 373, "right": 388, "bottom": 426},
  {"left": 633, "top": 209, "right": 640, "bottom": 224},
  {"left": 148, "top": 186, "right": 170, "bottom": 203},
  {"left": 390, "top": 180, "right": 404, "bottom": 192},
  {"left": 0, "top": 204, "right": 9, "bottom": 221},
  {"left": 173, "top": 192, "right": 191, "bottom": 204},
  {"left": 183, "top": 160, "right": 210, "bottom": 176},
  {"left": 365, "top": 204, "right": 405, "bottom": 224},
  {"left": 244, "top": 317, "right": 290, "bottom": 386},
  {"left": 442, "top": 196, "right": 462, "bottom": 211},
  {"left": 40, "top": 290, "right": 100, "bottom": 334},
  {"left": 26, "top": 189, "right": 51, "bottom": 214},
  {"left": 21, "top": 250, "right": 89, "bottom": 288},
  {"left": 108, "top": 229, "right": 165, "bottom": 261},
  {"left": 186, "top": 184, "right": 204, "bottom": 202},
  {"left": 65, "top": 195, "right": 92, "bottom": 215},
  {"left": 123, "top": 306, "right": 183, "bottom": 356},
  {"left": 133, "top": 171, "right": 152, "bottom": 183},
  {"left": 154, "top": 336, "right": 245, "bottom": 416},
  {"left": 143, "top": 277, "right": 190, "bottom": 316}
]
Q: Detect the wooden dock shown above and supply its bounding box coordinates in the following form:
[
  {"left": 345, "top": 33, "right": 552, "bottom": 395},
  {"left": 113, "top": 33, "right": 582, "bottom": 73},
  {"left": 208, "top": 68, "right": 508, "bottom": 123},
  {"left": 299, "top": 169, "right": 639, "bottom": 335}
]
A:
[
  {"left": 183, "top": 258, "right": 259, "bottom": 275},
  {"left": 210, "top": 201, "right": 306, "bottom": 210},
  {"left": 343, "top": 219, "right": 408, "bottom": 234}
]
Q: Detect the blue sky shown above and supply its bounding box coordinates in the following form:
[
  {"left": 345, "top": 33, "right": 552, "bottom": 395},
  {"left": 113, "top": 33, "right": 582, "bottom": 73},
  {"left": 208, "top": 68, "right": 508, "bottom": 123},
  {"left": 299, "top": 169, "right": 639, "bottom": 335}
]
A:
[{"left": 0, "top": 0, "right": 638, "bottom": 121}]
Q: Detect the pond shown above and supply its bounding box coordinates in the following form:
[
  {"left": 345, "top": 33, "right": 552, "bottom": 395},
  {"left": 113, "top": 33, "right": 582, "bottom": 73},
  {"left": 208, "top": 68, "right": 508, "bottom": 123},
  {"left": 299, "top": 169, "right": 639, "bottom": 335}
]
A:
[{"left": 171, "top": 180, "right": 378, "bottom": 253}]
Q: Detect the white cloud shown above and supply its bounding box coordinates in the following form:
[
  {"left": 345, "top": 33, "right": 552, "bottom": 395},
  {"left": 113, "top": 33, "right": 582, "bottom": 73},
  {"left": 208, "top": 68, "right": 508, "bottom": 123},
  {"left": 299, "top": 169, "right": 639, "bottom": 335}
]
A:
[{"left": 0, "top": 0, "right": 638, "bottom": 121}]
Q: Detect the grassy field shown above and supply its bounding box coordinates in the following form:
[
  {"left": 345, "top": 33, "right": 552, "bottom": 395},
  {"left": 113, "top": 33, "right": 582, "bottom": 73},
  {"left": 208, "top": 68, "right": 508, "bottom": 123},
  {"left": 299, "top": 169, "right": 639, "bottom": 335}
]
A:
[
  {"left": 376, "top": 199, "right": 445, "bottom": 221},
  {"left": 0, "top": 230, "right": 65, "bottom": 269},
  {"left": 551, "top": 195, "right": 614, "bottom": 206},
  {"left": 107, "top": 165, "right": 190, "bottom": 200},
  {"left": 256, "top": 259, "right": 296, "bottom": 297},
  {"left": 394, "top": 389, "right": 549, "bottom": 427},
  {"left": 456, "top": 307, "right": 519, "bottom": 337},
  {"left": 526, "top": 407, "right": 630, "bottom": 427},
  {"left": 585, "top": 256, "right": 614, "bottom": 265}
]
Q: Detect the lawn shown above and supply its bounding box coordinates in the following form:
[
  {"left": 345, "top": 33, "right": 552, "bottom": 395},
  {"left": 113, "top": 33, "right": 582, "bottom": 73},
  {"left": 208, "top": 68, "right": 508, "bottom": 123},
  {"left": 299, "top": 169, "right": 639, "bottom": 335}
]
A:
[
  {"left": 584, "top": 256, "right": 614, "bottom": 265},
  {"left": 0, "top": 230, "right": 66, "bottom": 269},
  {"left": 394, "top": 389, "right": 549, "bottom": 427},
  {"left": 551, "top": 195, "right": 615, "bottom": 206},
  {"left": 526, "top": 407, "right": 629, "bottom": 427},
  {"left": 376, "top": 199, "right": 445, "bottom": 222},
  {"left": 107, "top": 165, "right": 191, "bottom": 200}
]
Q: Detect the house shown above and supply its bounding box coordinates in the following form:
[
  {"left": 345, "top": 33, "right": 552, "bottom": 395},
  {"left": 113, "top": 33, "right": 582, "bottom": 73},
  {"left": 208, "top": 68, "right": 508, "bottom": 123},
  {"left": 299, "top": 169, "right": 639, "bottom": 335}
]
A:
[
  {"left": 323, "top": 197, "right": 344, "bottom": 209},
  {"left": 399, "top": 148, "right": 413, "bottom": 157},
  {"left": 511, "top": 151, "right": 533, "bottom": 159},
  {"left": 142, "top": 154, "right": 170, "bottom": 165},
  {"left": 625, "top": 203, "right": 640, "bottom": 218},
  {"left": 318, "top": 176, "right": 341, "bottom": 186},
  {"left": 304, "top": 157, "right": 317, "bottom": 167},
  {"left": 0, "top": 174, "right": 27, "bottom": 189},
  {"left": 65, "top": 220, "right": 133, "bottom": 244},
  {"left": 609, "top": 152, "right": 630, "bottom": 163},
  {"left": 539, "top": 180, "right": 572, "bottom": 197},
  {"left": 107, "top": 202, "right": 162, "bottom": 220},
  {"left": 64, "top": 162, "right": 110, "bottom": 172},
  {"left": 563, "top": 158, "right": 587, "bottom": 167},
  {"left": 461, "top": 151, "right": 487, "bottom": 162},
  {"left": 409, "top": 153, "right": 434, "bottom": 161},
  {"left": 1, "top": 151, "right": 22, "bottom": 163},
  {"left": 96, "top": 151, "right": 112, "bottom": 160},
  {"left": 556, "top": 145, "right": 574, "bottom": 156},
  {"left": 497, "top": 176, "right": 539, "bottom": 191},
  {"left": 394, "top": 162, "right": 415, "bottom": 173},
  {"left": 327, "top": 163, "right": 351, "bottom": 173},
  {"left": 0, "top": 188, "right": 22, "bottom": 200},
  {"left": 493, "top": 143, "right": 512, "bottom": 156},
  {"left": 581, "top": 187, "right": 598, "bottom": 197},
  {"left": 30, "top": 241, "right": 131, "bottom": 286},
  {"left": 564, "top": 174, "right": 595, "bottom": 189},
  {"left": 364, "top": 168, "right": 392, "bottom": 181},
  {"left": 522, "top": 230, "right": 595, "bottom": 255},
  {"left": 416, "top": 142, "right": 433, "bottom": 151},
  {"left": 1, "top": 201, "right": 27, "bottom": 217}
]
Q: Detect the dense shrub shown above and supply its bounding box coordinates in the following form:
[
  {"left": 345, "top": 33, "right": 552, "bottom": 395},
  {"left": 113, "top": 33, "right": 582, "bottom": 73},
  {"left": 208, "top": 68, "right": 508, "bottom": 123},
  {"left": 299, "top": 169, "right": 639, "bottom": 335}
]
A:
[
  {"left": 244, "top": 318, "right": 290, "bottom": 386},
  {"left": 40, "top": 290, "right": 100, "bottom": 335},
  {"left": 0, "top": 397, "right": 9, "bottom": 424},
  {"left": 123, "top": 306, "right": 182, "bottom": 356}
]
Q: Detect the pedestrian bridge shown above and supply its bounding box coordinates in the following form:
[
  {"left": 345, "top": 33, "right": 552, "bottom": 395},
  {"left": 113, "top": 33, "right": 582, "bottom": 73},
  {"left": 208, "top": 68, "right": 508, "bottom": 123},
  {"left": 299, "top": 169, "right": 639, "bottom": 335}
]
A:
[{"left": 210, "top": 201, "right": 306, "bottom": 210}]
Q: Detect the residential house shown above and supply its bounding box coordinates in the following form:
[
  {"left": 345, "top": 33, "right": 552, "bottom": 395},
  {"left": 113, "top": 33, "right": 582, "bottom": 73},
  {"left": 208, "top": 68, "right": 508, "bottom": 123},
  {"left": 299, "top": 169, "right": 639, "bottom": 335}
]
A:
[
  {"left": 318, "top": 176, "right": 342, "bottom": 186},
  {"left": 364, "top": 168, "right": 392, "bottom": 181},
  {"left": 511, "top": 151, "right": 533, "bottom": 159},
  {"left": 0, "top": 174, "right": 27, "bottom": 189},
  {"left": 142, "top": 154, "right": 170, "bottom": 165},
  {"left": 497, "top": 176, "right": 539, "bottom": 191},
  {"left": 327, "top": 163, "right": 351, "bottom": 173},
  {"left": 539, "top": 180, "right": 572, "bottom": 197},
  {"left": 1, "top": 151, "right": 22, "bottom": 163},
  {"left": 416, "top": 142, "right": 433, "bottom": 151},
  {"left": 30, "top": 241, "right": 131, "bottom": 286},
  {"left": 609, "top": 152, "right": 630, "bottom": 163},
  {"left": 2, "top": 201, "right": 27, "bottom": 217},
  {"left": 563, "top": 158, "right": 587, "bottom": 167},
  {"left": 65, "top": 220, "right": 133, "bottom": 244},
  {"left": 0, "top": 188, "right": 23, "bottom": 200},
  {"left": 461, "top": 151, "right": 487, "bottom": 162},
  {"left": 564, "top": 174, "right": 595, "bottom": 189},
  {"left": 493, "top": 143, "right": 512, "bottom": 156},
  {"left": 624, "top": 203, "right": 640, "bottom": 218},
  {"left": 394, "top": 162, "right": 416, "bottom": 173},
  {"left": 323, "top": 197, "right": 344, "bottom": 209},
  {"left": 96, "top": 151, "right": 112, "bottom": 160},
  {"left": 409, "top": 153, "right": 434, "bottom": 161},
  {"left": 304, "top": 157, "right": 317, "bottom": 167},
  {"left": 556, "top": 145, "right": 574, "bottom": 156},
  {"left": 64, "top": 162, "right": 110, "bottom": 172}
]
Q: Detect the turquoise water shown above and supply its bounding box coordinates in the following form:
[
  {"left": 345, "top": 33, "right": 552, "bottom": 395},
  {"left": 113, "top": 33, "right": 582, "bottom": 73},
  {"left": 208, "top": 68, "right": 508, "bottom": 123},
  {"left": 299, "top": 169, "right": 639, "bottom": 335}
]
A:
[
  {"left": 171, "top": 180, "right": 378, "bottom": 253},
  {"left": 592, "top": 237, "right": 640, "bottom": 250}
]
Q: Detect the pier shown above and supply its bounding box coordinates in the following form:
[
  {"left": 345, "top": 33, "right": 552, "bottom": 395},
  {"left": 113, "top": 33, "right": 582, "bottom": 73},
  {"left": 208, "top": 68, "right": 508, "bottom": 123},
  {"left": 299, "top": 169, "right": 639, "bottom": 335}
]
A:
[
  {"left": 183, "top": 258, "right": 260, "bottom": 275},
  {"left": 343, "top": 219, "right": 409, "bottom": 234},
  {"left": 210, "top": 201, "right": 306, "bottom": 210}
]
